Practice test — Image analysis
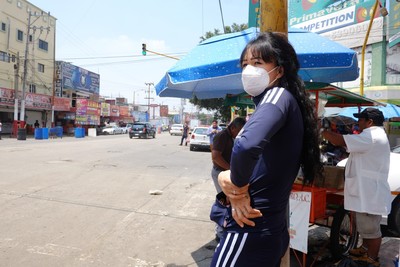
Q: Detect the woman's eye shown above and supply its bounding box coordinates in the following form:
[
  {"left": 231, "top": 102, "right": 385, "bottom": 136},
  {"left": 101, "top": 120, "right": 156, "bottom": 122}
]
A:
[{"left": 242, "top": 63, "right": 248, "bottom": 68}]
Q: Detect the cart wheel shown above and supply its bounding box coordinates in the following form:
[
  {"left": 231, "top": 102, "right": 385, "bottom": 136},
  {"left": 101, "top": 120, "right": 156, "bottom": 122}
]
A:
[
  {"left": 330, "top": 205, "right": 358, "bottom": 260},
  {"left": 388, "top": 195, "right": 400, "bottom": 236}
]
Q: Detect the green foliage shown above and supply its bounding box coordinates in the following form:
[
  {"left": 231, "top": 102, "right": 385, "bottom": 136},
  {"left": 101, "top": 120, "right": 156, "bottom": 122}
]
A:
[{"left": 191, "top": 23, "right": 248, "bottom": 122}]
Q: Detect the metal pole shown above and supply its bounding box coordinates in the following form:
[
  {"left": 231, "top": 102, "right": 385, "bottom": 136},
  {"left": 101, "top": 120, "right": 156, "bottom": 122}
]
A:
[
  {"left": 13, "top": 52, "right": 20, "bottom": 119},
  {"left": 360, "top": 0, "right": 380, "bottom": 97},
  {"left": 145, "top": 82, "right": 154, "bottom": 121},
  {"left": 21, "top": 12, "right": 32, "bottom": 127},
  {"left": 260, "top": 1, "right": 289, "bottom": 266}
]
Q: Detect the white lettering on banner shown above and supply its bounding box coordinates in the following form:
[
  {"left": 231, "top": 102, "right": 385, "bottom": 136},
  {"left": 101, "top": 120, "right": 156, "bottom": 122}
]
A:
[
  {"left": 289, "top": 191, "right": 311, "bottom": 254},
  {"left": 321, "top": 17, "right": 384, "bottom": 48},
  {"left": 293, "top": 6, "right": 355, "bottom": 33}
]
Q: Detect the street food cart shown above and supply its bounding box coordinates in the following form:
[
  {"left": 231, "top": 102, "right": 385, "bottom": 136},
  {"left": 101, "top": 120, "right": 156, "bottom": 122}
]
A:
[{"left": 290, "top": 83, "right": 385, "bottom": 265}]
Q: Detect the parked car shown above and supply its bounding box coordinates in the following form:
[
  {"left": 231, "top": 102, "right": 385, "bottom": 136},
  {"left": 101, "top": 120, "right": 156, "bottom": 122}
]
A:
[
  {"left": 102, "top": 125, "right": 123, "bottom": 135},
  {"left": 189, "top": 126, "right": 210, "bottom": 151},
  {"left": 129, "top": 122, "right": 156, "bottom": 139},
  {"left": 391, "top": 145, "right": 400, "bottom": 153},
  {"left": 170, "top": 124, "right": 184, "bottom": 136},
  {"left": 121, "top": 124, "right": 133, "bottom": 134}
]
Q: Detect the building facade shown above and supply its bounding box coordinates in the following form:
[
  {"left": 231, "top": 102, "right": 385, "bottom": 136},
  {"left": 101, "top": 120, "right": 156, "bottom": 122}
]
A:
[
  {"left": 0, "top": 0, "right": 56, "bottom": 133},
  {"left": 288, "top": 0, "right": 400, "bottom": 104}
]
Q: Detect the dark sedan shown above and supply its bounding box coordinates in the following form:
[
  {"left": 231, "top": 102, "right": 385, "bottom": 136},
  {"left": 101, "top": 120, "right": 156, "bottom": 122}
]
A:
[{"left": 129, "top": 122, "right": 156, "bottom": 139}]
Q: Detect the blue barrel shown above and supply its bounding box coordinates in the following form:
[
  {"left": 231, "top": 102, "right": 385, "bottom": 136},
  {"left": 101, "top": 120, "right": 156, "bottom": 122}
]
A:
[
  {"left": 55, "top": 126, "right": 63, "bottom": 138},
  {"left": 34, "top": 128, "right": 43, "bottom": 139},
  {"left": 42, "top": 128, "right": 49, "bottom": 139},
  {"left": 75, "top": 128, "right": 85, "bottom": 138}
]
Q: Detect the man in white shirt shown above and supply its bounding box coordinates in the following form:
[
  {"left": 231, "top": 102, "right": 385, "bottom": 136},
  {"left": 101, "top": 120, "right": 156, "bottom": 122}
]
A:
[{"left": 321, "top": 108, "right": 391, "bottom": 267}]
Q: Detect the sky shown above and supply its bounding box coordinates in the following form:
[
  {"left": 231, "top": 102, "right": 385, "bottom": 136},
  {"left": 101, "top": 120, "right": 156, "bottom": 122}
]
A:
[{"left": 28, "top": 0, "right": 249, "bottom": 112}]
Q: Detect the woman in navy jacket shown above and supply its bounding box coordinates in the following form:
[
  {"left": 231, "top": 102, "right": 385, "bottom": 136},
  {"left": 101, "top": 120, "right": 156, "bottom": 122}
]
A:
[{"left": 210, "top": 32, "right": 323, "bottom": 267}]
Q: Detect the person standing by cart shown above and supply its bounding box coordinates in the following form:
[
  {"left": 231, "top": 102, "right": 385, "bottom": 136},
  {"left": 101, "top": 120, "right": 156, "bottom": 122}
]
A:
[
  {"left": 210, "top": 32, "right": 323, "bottom": 266},
  {"left": 321, "top": 108, "right": 391, "bottom": 267},
  {"left": 211, "top": 117, "right": 246, "bottom": 241}
]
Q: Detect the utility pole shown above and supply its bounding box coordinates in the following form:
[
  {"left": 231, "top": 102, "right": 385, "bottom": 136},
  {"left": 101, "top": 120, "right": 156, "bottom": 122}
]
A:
[
  {"left": 260, "top": 1, "right": 289, "bottom": 266},
  {"left": 13, "top": 52, "right": 20, "bottom": 136},
  {"left": 260, "top": 0, "right": 287, "bottom": 35},
  {"left": 144, "top": 82, "right": 154, "bottom": 121},
  {"left": 21, "top": 11, "right": 50, "bottom": 128},
  {"left": 20, "top": 12, "right": 32, "bottom": 128}
]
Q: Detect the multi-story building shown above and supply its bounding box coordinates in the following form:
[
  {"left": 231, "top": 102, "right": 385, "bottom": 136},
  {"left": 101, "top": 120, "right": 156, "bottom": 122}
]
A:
[{"left": 0, "top": 0, "right": 56, "bottom": 133}]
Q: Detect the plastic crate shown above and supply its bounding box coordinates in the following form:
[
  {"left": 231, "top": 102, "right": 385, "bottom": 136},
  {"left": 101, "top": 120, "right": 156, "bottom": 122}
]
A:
[{"left": 292, "top": 184, "right": 327, "bottom": 223}]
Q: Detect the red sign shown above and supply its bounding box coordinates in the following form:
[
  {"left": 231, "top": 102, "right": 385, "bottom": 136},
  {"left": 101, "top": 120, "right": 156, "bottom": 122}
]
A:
[
  {"left": 0, "top": 87, "right": 15, "bottom": 106},
  {"left": 25, "top": 93, "right": 52, "bottom": 110},
  {"left": 54, "top": 97, "right": 70, "bottom": 111}
]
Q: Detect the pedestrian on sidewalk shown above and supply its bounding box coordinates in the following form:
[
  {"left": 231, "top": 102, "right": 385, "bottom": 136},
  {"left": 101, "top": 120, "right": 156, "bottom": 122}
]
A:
[
  {"left": 0, "top": 120, "right": 2, "bottom": 140},
  {"left": 321, "top": 108, "right": 391, "bottom": 267},
  {"left": 179, "top": 123, "right": 189, "bottom": 146},
  {"left": 207, "top": 120, "right": 222, "bottom": 151}
]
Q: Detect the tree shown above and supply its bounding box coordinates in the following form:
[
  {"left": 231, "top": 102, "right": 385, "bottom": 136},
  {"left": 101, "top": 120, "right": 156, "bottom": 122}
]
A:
[{"left": 190, "top": 23, "right": 248, "bottom": 122}]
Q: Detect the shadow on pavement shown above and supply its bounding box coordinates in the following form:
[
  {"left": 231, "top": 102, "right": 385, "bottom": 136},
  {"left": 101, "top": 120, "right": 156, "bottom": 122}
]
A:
[{"left": 188, "top": 239, "right": 217, "bottom": 267}]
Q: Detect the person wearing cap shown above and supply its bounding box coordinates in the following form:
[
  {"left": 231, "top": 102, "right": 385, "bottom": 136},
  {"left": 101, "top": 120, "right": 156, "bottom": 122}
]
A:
[{"left": 321, "top": 108, "right": 391, "bottom": 266}]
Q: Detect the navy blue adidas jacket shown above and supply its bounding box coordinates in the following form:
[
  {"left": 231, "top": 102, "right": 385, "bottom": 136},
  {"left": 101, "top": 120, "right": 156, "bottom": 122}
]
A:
[{"left": 230, "top": 87, "right": 304, "bottom": 233}]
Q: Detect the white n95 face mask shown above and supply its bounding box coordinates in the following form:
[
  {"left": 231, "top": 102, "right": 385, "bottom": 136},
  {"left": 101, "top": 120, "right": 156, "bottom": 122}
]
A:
[{"left": 241, "top": 65, "right": 278, "bottom": 97}]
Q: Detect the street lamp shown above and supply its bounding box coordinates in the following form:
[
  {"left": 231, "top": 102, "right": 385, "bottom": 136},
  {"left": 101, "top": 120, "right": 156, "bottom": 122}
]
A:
[{"left": 145, "top": 82, "right": 154, "bottom": 121}]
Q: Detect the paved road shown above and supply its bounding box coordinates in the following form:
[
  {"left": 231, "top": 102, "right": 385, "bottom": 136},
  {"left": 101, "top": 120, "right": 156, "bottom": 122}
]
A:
[
  {"left": 0, "top": 133, "right": 398, "bottom": 267},
  {"left": 0, "top": 133, "right": 217, "bottom": 266}
]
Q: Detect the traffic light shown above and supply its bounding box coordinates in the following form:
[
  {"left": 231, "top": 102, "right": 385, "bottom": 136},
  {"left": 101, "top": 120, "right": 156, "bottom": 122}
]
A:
[{"left": 142, "top": 43, "right": 146, "bottom": 56}]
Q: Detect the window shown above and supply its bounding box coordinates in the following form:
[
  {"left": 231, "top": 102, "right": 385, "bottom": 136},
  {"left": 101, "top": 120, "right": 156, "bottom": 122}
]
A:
[
  {"left": 1, "top": 22, "right": 6, "bottom": 32},
  {"left": 38, "top": 63, "right": 44, "bottom": 73},
  {"left": 38, "top": 39, "right": 48, "bottom": 51},
  {"left": 0, "top": 51, "right": 10, "bottom": 62},
  {"left": 17, "top": 30, "right": 23, "bottom": 41},
  {"left": 29, "top": 84, "right": 36, "bottom": 93}
]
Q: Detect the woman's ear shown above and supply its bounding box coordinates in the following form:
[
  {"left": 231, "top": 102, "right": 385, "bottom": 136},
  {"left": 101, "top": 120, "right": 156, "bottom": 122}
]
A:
[{"left": 276, "top": 66, "right": 284, "bottom": 79}]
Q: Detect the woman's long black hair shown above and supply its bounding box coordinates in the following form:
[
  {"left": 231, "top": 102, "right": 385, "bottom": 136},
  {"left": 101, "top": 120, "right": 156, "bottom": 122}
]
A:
[{"left": 240, "top": 31, "right": 323, "bottom": 184}]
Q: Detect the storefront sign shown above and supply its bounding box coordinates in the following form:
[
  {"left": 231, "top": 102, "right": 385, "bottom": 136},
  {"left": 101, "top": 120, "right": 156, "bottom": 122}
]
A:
[
  {"left": 289, "top": 191, "right": 311, "bottom": 254},
  {"left": 289, "top": 0, "right": 383, "bottom": 34},
  {"left": 0, "top": 87, "right": 15, "bottom": 106},
  {"left": 25, "top": 93, "right": 51, "bottom": 110},
  {"left": 110, "top": 105, "right": 119, "bottom": 117},
  {"left": 389, "top": 0, "right": 400, "bottom": 47},
  {"left": 119, "top": 106, "right": 129, "bottom": 117},
  {"left": 53, "top": 97, "right": 70, "bottom": 111},
  {"left": 101, "top": 102, "right": 110, "bottom": 116}
]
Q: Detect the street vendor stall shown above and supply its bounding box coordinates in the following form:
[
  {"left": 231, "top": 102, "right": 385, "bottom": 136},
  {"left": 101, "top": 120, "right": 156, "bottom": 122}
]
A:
[{"left": 290, "top": 83, "right": 385, "bottom": 265}]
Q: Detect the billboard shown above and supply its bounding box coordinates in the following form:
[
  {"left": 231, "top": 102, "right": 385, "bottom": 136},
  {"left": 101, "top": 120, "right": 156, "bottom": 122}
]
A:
[
  {"left": 57, "top": 61, "right": 100, "bottom": 94},
  {"left": 289, "top": 0, "right": 384, "bottom": 33},
  {"left": 388, "top": 0, "right": 400, "bottom": 47}
]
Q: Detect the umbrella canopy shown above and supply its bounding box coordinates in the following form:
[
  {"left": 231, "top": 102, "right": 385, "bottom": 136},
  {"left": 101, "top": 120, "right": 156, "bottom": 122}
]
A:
[
  {"left": 337, "top": 104, "right": 400, "bottom": 120},
  {"left": 156, "top": 27, "right": 359, "bottom": 99},
  {"left": 305, "top": 82, "right": 382, "bottom": 108}
]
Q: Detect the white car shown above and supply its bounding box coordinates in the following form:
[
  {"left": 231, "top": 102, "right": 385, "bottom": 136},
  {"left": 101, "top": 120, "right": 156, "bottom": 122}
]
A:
[
  {"left": 170, "top": 124, "right": 184, "bottom": 136},
  {"left": 337, "top": 152, "right": 400, "bottom": 235},
  {"left": 189, "top": 126, "right": 210, "bottom": 151},
  {"left": 102, "top": 125, "right": 123, "bottom": 135}
]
